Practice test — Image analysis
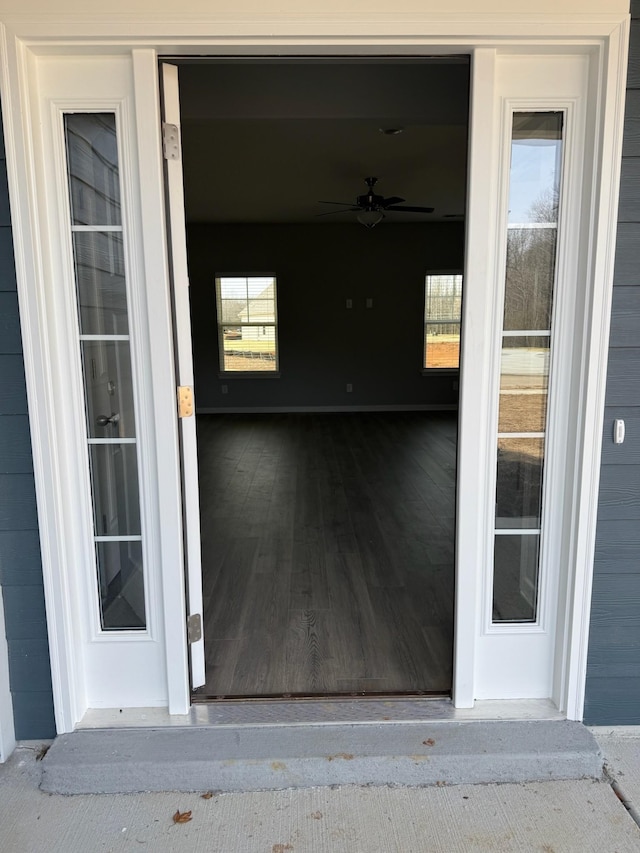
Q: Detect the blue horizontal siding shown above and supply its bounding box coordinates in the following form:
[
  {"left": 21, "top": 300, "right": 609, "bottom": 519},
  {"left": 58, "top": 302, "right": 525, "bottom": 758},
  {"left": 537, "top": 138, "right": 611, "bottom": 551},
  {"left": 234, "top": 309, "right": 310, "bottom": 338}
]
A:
[
  {"left": 0, "top": 354, "right": 28, "bottom": 415},
  {"left": 0, "top": 229, "right": 16, "bottom": 290},
  {"left": 8, "top": 638, "right": 55, "bottom": 694},
  {"left": 11, "top": 691, "right": 55, "bottom": 740},
  {"left": 0, "top": 416, "right": 33, "bottom": 474},
  {"left": 0, "top": 474, "right": 39, "bottom": 531},
  {"left": 585, "top": 1, "right": 640, "bottom": 726},
  {"left": 612, "top": 222, "right": 640, "bottom": 285},
  {"left": 0, "top": 531, "right": 44, "bottom": 586},
  {"left": 594, "top": 522, "right": 640, "bottom": 574},
  {"left": 0, "top": 161, "right": 10, "bottom": 226},
  {"left": 1, "top": 585, "right": 48, "bottom": 642},
  {"left": 0, "top": 106, "right": 54, "bottom": 740},
  {"left": 0, "top": 291, "right": 22, "bottom": 353},
  {"left": 584, "top": 677, "right": 640, "bottom": 726}
]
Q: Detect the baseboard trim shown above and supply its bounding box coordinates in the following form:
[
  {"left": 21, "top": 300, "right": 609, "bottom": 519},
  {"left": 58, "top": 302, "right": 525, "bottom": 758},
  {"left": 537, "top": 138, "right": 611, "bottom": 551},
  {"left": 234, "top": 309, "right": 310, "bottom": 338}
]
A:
[{"left": 197, "top": 404, "right": 458, "bottom": 414}]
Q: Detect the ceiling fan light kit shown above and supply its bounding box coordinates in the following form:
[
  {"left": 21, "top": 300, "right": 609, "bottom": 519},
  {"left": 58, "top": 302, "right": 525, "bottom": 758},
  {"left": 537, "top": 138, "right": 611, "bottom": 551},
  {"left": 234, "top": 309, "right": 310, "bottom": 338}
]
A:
[
  {"left": 318, "top": 176, "right": 434, "bottom": 228},
  {"left": 356, "top": 209, "right": 385, "bottom": 228}
]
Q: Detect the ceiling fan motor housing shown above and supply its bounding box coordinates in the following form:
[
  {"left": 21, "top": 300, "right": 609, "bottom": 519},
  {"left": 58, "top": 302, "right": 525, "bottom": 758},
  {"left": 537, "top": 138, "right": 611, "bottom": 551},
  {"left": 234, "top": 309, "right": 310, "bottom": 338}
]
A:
[{"left": 357, "top": 190, "right": 385, "bottom": 210}]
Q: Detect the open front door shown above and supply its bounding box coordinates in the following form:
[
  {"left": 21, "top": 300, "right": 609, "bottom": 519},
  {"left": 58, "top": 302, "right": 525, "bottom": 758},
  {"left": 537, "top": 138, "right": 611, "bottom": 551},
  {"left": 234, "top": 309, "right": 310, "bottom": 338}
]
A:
[{"left": 160, "top": 62, "right": 205, "bottom": 689}]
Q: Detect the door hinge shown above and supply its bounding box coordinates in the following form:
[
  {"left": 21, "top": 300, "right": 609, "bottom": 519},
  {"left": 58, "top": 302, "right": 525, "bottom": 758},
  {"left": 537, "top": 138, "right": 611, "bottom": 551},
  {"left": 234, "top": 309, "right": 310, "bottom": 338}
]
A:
[
  {"left": 162, "top": 122, "right": 181, "bottom": 161},
  {"left": 187, "top": 613, "right": 202, "bottom": 644},
  {"left": 178, "top": 385, "right": 194, "bottom": 418}
]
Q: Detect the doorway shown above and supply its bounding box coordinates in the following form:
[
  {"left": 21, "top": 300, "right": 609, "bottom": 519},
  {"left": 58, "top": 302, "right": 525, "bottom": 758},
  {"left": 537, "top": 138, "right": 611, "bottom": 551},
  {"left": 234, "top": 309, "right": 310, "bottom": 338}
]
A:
[
  {"left": 173, "top": 58, "right": 470, "bottom": 698},
  {"left": 5, "top": 28, "right": 619, "bottom": 725}
]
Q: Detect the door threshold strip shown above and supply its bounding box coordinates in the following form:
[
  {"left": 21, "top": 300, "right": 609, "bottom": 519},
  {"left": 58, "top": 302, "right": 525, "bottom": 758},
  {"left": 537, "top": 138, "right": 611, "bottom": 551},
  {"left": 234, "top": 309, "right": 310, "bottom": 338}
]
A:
[{"left": 78, "top": 698, "right": 563, "bottom": 730}]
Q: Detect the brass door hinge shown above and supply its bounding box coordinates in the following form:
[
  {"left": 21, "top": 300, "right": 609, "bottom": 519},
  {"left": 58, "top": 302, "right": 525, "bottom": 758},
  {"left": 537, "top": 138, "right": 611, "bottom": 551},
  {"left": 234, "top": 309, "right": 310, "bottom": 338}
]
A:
[
  {"left": 178, "top": 385, "right": 194, "bottom": 418},
  {"left": 187, "top": 613, "right": 202, "bottom": 644}
]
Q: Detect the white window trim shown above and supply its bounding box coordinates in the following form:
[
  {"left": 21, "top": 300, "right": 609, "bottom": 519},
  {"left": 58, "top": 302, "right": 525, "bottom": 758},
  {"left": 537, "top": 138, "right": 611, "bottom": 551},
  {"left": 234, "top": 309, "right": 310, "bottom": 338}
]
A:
[{"left": 0, "top": 10, "right": 629, "bottom": 733}]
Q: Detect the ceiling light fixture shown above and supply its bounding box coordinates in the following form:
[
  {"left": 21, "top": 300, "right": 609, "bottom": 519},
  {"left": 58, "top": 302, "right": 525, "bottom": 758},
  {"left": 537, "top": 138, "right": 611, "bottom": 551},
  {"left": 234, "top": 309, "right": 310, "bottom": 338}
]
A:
[
  {"left": 379, "top": 127, "right": 404, "bottom": 135},
  {"left": 356, "top": 209, "right": 385, "bottom": 229}
]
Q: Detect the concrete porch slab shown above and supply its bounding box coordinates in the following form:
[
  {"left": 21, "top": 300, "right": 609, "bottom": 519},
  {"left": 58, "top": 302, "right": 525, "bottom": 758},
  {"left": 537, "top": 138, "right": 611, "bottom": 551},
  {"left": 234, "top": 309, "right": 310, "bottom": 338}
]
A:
[{"left": 41, "top": 719, "right": 603, "bottom": 794}]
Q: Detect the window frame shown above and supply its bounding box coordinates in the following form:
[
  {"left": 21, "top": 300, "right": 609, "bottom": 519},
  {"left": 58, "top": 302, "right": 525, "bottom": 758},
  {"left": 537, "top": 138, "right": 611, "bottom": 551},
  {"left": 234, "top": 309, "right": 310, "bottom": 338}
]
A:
[
  {"left": 422, "top": 269, "right": 464, "bottom": 373},
  {"left": 215, "top": 273, "right": 280, "bottom": 378}
]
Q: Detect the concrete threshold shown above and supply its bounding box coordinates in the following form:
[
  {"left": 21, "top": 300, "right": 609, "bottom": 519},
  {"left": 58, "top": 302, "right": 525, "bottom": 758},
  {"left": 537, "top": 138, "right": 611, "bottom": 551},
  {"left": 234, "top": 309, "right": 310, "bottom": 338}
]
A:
[{"left": 41, "top": 719, "right": 603, "bottom": 795}]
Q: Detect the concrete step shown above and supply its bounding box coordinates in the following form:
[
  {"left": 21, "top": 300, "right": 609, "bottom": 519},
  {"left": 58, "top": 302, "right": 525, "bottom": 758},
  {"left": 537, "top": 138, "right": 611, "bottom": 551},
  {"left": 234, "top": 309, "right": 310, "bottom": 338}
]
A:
[{"left": 41, "top": 719, "right": 603, "bottom": 794}]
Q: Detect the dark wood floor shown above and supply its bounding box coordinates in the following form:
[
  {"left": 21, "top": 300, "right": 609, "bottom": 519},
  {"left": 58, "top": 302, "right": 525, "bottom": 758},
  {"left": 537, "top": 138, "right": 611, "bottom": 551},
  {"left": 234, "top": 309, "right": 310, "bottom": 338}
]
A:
[{"left": 195, "top": 411, "right": 457, "bottom": 697}]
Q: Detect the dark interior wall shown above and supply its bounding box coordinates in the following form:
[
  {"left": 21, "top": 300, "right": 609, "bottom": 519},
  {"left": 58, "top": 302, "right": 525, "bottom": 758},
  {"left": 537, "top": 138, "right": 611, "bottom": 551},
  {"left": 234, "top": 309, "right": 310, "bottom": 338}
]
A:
[
  {"left": 0, "top": 109, "right": 55, "bottom": 740},
  {"left": 188, "top": 222, "right": 464, "bottom": 410},
  {"left": 584, "top": 0, "right": 640, "bottom": 725}
]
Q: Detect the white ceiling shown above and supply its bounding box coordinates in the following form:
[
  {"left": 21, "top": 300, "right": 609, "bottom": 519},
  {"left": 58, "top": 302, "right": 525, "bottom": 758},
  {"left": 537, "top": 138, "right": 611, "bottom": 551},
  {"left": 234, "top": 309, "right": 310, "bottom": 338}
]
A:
[{"left": 178, "top": 60, "right": 469, "bottom": 224}]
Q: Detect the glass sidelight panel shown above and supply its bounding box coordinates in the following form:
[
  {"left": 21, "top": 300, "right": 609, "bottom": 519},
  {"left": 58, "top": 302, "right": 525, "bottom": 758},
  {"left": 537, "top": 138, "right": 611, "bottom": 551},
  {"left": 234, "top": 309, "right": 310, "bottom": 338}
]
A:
[
  {"left": 95, "top": 541, "right": 144, "bottom": 630},
  {"left": 493, "top": 534, "right": 540, "bottom": 622},
  {"left": 65, "top": 113, "right": 121, "bottom": 227},
  {"left": 73, "top": 231, "right": 128, "bottom": 335},
  {"left": 89, "top": 444, "right": 141, "bottom": 537},
  {"left": 493, "top": 111, "right": 563, "bottom": 624},
  {"left": 504, "top": 228, "right": 557, "bottom": 331},
  {"left": 495, "top": 438, "right": 544, "bottom": 529},
  {"left": 81, "top": 340, "right": 136, "bottom": 439},
  {"left": 498, "top": 336, "right": 549, "bottom": 433},
  {"left": 64, "top": 113, "right": 146, "bottom": 631}
]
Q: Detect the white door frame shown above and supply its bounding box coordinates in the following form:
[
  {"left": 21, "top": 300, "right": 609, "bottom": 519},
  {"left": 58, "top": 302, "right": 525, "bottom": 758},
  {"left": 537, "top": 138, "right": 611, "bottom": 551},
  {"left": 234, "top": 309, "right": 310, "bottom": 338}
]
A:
[
  {"left": 0, "top": 8, "right": 629, "bottom": 732},
  {"left": 159, "top": 61, "right": 206, "bottom": 689}
]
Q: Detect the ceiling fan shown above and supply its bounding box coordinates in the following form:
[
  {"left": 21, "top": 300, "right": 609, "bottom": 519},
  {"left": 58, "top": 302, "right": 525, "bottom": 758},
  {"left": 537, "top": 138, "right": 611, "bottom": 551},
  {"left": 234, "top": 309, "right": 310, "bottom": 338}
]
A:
[{"left": 318, "top": 176, "right": 434, "bottom": 228}]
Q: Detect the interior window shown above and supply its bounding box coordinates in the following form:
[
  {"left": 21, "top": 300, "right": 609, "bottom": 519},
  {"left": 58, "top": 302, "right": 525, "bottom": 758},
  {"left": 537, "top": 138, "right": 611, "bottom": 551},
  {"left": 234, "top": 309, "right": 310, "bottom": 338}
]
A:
[
  {"left": 215, "top": 275, "right": 279, "bottom": 373},
  {"left": 423, "top": 273, "right": 463, "bottom": 369}
]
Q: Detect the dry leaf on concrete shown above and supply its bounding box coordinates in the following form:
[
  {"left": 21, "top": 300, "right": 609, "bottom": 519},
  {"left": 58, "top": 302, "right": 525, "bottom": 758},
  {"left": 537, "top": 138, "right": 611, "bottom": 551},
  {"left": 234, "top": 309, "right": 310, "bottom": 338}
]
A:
[{"left": 173, "top": 809, "right": 193, "bottom": 824}]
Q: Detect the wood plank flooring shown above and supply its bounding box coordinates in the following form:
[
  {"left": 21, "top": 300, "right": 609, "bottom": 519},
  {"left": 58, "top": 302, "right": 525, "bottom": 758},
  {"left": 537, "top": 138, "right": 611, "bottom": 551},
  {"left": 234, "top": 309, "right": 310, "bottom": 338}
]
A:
[{"left": 196, "top": 411, "right": 457, "bottom": 698}]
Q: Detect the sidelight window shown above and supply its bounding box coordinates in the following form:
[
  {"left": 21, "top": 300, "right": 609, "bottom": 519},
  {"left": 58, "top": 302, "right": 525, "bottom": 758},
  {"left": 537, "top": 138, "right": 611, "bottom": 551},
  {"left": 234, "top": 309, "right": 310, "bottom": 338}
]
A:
[
  {"left": 492, "top": 111, "right": 563, "bottom": 624},
  {"left": 64, "top": 113, "right": 146, "bottom": 631}
]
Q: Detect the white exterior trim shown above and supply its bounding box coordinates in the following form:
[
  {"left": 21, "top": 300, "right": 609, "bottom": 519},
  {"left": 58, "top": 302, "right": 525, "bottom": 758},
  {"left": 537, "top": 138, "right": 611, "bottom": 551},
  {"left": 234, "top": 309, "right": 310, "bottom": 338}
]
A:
[
  {"left": 0, "top": 6, "right": 630, "bottom": 731},
  {"left": 556, "top": 17, "right": 631, "bottom": 721},
  {"left": 0, "top": 28, "right": 85, "bottom": 733},
  {"left": 0, "top": 586, "right": 16, "bottom": 762}
]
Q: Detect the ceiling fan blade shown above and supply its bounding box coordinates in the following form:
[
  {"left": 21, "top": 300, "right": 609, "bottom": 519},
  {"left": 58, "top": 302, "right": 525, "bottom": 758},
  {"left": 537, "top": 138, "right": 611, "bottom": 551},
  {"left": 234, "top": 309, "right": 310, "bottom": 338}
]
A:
[
  {"left": 318, "top": 200, "right": 357, "bottom": 207},
  {"left": 382, "top": 196, "right": 405, "bottom": 206},
  {"left": 315, "top": 208, "right": 359, "bottom": 217},
  {"left": 385, "top": 205, "right": 435, "bottom": 213}
]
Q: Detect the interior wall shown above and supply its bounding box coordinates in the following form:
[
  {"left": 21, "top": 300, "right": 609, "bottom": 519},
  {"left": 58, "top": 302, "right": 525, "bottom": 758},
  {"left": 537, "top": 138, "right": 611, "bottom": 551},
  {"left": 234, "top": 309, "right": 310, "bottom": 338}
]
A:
[{"left": 188, "top": 221, "right": 464, "bottom": 410}]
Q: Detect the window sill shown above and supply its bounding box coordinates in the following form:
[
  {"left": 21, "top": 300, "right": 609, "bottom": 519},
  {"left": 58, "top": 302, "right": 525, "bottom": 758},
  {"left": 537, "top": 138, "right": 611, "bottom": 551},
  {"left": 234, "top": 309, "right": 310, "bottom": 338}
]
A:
[
  {"left": 218, "top": 371, "right": 281, "bottom": 380},
  {"left": 421, "top": 368, "right": 460, "bottom": 375}
]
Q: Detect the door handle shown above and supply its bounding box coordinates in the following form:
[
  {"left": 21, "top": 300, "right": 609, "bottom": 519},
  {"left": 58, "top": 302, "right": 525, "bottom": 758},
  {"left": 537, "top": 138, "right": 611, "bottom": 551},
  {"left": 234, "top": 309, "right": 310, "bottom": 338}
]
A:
[{"left": 96, "top": 413, "right": 121, "bottom": 427}]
